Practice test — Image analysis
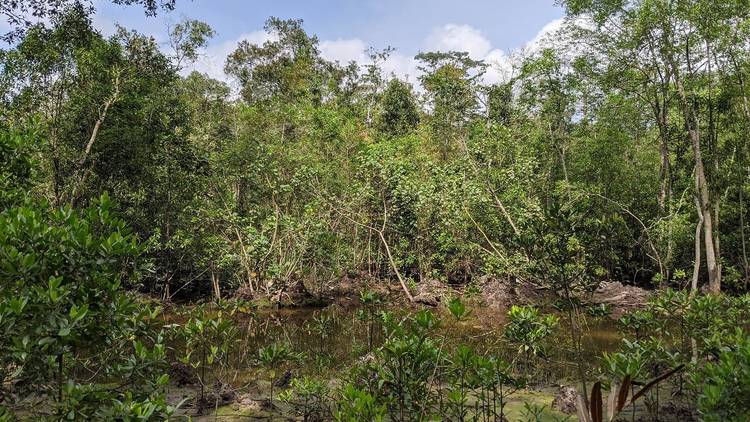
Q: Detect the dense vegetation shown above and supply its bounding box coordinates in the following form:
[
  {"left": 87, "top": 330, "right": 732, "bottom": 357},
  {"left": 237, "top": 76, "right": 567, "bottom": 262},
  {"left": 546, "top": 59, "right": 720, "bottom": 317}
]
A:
[{"left": 1, "top": 0, "right": 750, "bottom": 420}]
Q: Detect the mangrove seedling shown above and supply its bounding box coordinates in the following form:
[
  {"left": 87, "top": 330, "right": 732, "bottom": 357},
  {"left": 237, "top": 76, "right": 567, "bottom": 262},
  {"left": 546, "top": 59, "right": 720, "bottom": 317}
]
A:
[{"left": 179, "top": 304, "right": 237, "bottom": 405}]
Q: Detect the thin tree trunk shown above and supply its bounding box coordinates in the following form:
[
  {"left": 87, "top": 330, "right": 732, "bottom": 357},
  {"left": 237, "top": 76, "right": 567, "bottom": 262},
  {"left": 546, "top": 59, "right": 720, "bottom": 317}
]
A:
[
  {"left": 657, "top": 111, "right": 671, "bottom": 214},
  {"left": 376, "top": 200, "right": 414, "bottom": 301},
  {"left": 741, "top": 186, "right": 750, "bottom": 289},
  {"left": 377, "top": 231, "right": 413, "bottom": 302},
  {"left": 690, "top": 194, "right": 703, "bottom": 364},
  {"left": 234, "top": 227, "right": 255, "bottom": 293},
  {"left": 691, "top": 197, "right": 703, "bottom": 294},
  {"left": 671, "top": 68, "right": 720, "bottom": 292},
  {"left": 69, "top": 71, "right": 122, "bottom": 205},
  {"left": 211, "top": 271, "right": 221, "bottom": 301}
]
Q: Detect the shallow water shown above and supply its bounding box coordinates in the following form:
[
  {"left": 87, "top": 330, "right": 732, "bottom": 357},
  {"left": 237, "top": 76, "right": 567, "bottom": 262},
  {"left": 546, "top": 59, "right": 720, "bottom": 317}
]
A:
[
  {"left": 165, "top": 302, "right": 642, "bottom": 420},
  {"left": 207, "top": 302, "right": 623, "bottom": 385}
]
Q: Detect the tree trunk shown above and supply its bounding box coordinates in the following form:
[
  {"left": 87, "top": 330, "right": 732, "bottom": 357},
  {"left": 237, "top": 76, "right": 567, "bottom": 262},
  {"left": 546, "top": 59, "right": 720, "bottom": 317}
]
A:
[
  {"left": 68, "top": 71, "right": 122, "bottom": 205},
  {"left": 670, "top": 63, "right": 720, "bottom": 292},
  {"left": 657, "top": 111, "right": 671, "bottom": 214},
  {"left": 692, "top": 135, "right": 720, "bottom": 293},
  {"left": 211, "top": 271, "right": 221, "bottom": 301},
  {"left": 690, "top": 194, "right": 703, "bottom": 364},
  {"left": 377, "top": 230, "right": 413, "bottom": 302},
  {"left": 691, "top": 196, "right": 703, "bottom": 294},
  {"left": 234, "top": 227, "right": 255, "bottom": 293},
  {"left": 741, "top": 186, "right": 750, "bottom": 289}
]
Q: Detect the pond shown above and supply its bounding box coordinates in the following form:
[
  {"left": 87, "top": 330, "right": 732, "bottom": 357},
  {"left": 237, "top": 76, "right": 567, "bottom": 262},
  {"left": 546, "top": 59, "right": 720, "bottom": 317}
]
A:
[{"left": 167, "top": 300, "right": 627, "bottom": 421}]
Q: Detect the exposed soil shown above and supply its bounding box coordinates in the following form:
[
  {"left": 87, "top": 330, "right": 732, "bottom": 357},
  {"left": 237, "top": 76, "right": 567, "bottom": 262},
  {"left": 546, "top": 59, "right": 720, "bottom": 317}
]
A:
[
  {"left": 232, "top": 275, "right": 651, "bottom": 320},
  {"left": 589, "top": 281, "right": 651, "bottom": 318},
  {"left": 478, "top": 276, "right": 549, "bottom": 309},
  {"left": 551, "top": 385, "right": 579, "bottom": 414}
]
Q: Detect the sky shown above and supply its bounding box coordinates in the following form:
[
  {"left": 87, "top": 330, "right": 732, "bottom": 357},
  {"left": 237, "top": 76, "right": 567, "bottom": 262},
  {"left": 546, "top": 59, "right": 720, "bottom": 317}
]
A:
[{"left": 89, "top": 0, "right": 566, "bottom": 84}]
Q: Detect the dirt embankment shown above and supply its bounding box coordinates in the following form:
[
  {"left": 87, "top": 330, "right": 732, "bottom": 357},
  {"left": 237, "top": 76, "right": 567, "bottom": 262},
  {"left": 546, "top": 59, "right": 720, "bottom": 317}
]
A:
[
  {"left": 589, "top": 281, "right": 651, "bottom": 318},
  {"left": 233, "top": 273, "right": 651, "bottom": 316}
]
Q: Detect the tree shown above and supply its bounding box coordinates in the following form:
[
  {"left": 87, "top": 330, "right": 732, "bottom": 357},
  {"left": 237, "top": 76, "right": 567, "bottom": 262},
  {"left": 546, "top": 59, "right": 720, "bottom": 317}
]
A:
[
  {"left": 559, "top": 0, "right": 750, "bottom": 292},
  {"left": 1, "top": 0, "right": 177, "bottom": 41},
  {"left": 225, "top": 17, "right": 330, "bottom": 105},
  {"left": 376, "top": 78, "right": 420, "bottom": 138},
  {"left": 0, "top": 129, "right": 34, "bottom": 208},
  {"left": 416, "top": 51, "right": 485, "bottom": 157},
  {"left": 168, "top": 18, "right": 215, "bottom": 70},
  {"left": 486, "top": 83, "right": 513, "bottom": 126}
]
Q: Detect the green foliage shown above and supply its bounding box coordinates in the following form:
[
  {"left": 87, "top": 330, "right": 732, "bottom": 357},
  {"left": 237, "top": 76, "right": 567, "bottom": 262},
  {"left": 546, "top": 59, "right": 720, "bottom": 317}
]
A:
[
  {"left": 178, "top": 304, "right": 237, "bottom": 402},
  {"left": 333, "top": 384, "right": 386, "bottom": 422},
  {"left": 346, "top": 309, "right": 526, "bottom": 421},
  {"left": 258, "top": 341, "right": 301, "bottom": 404},
  {"left": 376, "top": 79, "right": 420, "bottom": 137},
  {"left": 357, "top": 289, "right": 383, "bottom": 351},
  {"left": 0, "top": 129, "right": 34, "bottom": 208},
  {"left": 374, "top": 325, "right": 440, "bottom": 419},
  {"left": 504, "top": 305, "right": 559, "bottom": 361},
  {"left": 278, "top": 376, "right": 331, "bottom": 421},
  {"left": 168, "top": 18, "right": 215, "bottom": 68},
  {"left": 604, "top": 291, "right": 750, "bottom": 421},
  {"left": 695, "top": 331, "right": 750, "bottom": 422},
  {"left": 3, "top": 1, "right": 750, "bottom": 418},
  {"left": 446, "top": 296, "right": 470, "bottom": 321},
  {"left": 0, "top": 192, "right": 170, "bottom": 419}
]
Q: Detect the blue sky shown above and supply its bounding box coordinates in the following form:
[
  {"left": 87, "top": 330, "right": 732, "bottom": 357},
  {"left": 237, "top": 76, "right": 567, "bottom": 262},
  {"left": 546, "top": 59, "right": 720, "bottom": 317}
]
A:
[{"left": 91, "top": 0, "right": 565, "bottom": 83}]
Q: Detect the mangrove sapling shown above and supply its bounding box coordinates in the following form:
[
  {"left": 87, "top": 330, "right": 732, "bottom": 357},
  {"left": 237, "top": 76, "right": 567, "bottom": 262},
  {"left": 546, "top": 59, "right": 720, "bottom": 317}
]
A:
[
  {"left": 447, "top": 297, "right": 470, "bottom": 321},
  {"left": 443, "top": 345, "right": 478, "bottom": 421},
  {"left": 369, "top": 310, "right": 441, "bottom": 421},
  {"left": 617, "top": 310, "right": 655, "bottom": 341},
  {"left": 602, "top": 342, "right": 648, "bottom": 422},
  {"left": 694, "top": 330, "right": 750, "bottom": 422},
  {"left": 521, "top": 402, "right": 548, "bottom": 422},
  {"left": 278, "top": 376, "right": 331, "bottom": 421},
  {"left": 605, "top": 338, "right": 685, "bottom": 421},
  {"left": 357, "top": 289, "right": 384, "bottom": 351},
  {"left": 575, "top": 363, "right": 685, "bottom": 422},
  {"left": 476, "top": 356, "right": 525, "bottom": 421},
  {"left": 504, "top": 305, "right": 559, "bottom": 374},
  {"left": 307, "top": 310, "right": 334, "bottom": 356},
  {"left": 258, "top": 342, "right": 300, "bottom": 407},
  {"left": 0, "top": 193, "right": 174, "bottom": 419},
  {"left": 179, "top": 304, "right": 237, "bottom": 407},
  {"left": 333, "top": 384, "right": 387, "bottom": 422}
]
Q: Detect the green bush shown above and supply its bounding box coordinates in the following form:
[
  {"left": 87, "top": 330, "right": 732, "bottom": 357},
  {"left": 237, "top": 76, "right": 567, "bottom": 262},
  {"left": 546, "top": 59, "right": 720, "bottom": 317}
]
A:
[
  {"left": 0, "top": 194, "right": 171, "bottom": 419},
  {"left": 504, "top": 305, "right": 559, "bottom": 363},
  {"left": 695, "top": 330, "right": 750, "bottom": 422}
]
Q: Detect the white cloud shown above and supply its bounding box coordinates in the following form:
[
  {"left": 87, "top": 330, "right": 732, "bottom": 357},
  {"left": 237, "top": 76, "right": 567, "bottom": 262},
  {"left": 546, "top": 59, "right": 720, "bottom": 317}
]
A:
[
  {"left": 483, "top": 48, "right": 513, "bottom": 85},
  {"left": 524, "top": 18, "right": 564, "bottom": 52},
  {"left": 521, "top": 17, "right": 594, "bottom": 62},
  {"left": 320, "top": 38, "right": 368, "bottom": 64},
  {"left": 382, "top": 53, "right": 421, "bottom": 82},
  {"left": 422, "top": 23, "right": 517, "bottom": 85},
  {"left": 425, "top": 24, "right": 492, "bottom": 60},
  {"left": 178, "top": 17, "right": 563, "bottom": 90}
]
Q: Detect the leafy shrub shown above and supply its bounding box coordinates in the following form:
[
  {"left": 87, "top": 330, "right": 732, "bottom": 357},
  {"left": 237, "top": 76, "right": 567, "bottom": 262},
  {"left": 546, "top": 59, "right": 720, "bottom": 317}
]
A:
[
  {"left": 504, "top": 305, "right": 559, "bottom": 362},
  {"left": 278, "top": 376, "right": 331, "bottom": 421},
  {"left": 695, "top": 330, "right": 750, "bottom": 422},
  {"left": 0, "top": 194, "right": 171, "bottom": 419},
  {"left": 333, "top": 384, "right": 386, "bottom": 422},
  {"left": 178, "top": 303, "right": 237, "bottom": 403}
]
